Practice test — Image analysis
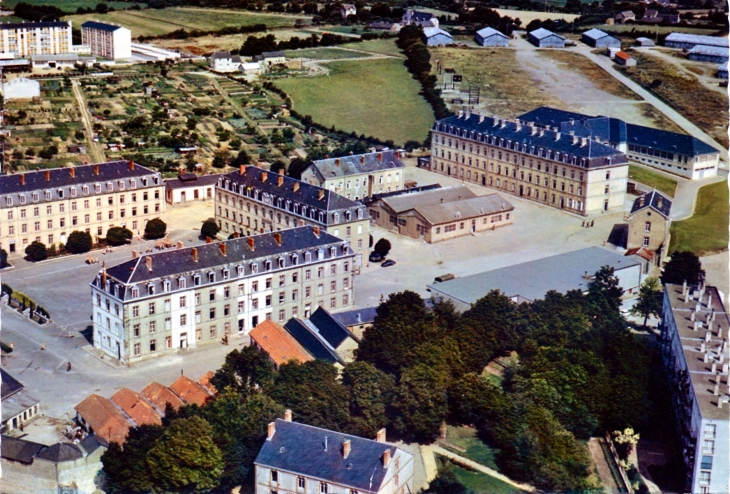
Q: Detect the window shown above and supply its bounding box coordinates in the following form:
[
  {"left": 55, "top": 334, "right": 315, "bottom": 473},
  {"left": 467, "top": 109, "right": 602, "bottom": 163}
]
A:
[
  {"left": 703, "top": 440, "right": 715, "bottom": 455},
  {"left": 704, "top": 424, "right": 716, "bottom": 438},
  {"left": 271, "top": 471, "right": 278, "bottom": 483},
  {"left": 133, "top": 324, "right": 140, "bottom": 337},
  {"left": 699, "top": 471, "right": 711, "bottom": 486},
  {"left": 210, "top": 308, "right": 216, "bottom": 319},
  {"left": 643, "top": 237, "right": 650, "bottom": 247},
  {"left": 330, "top": 298, "right": 336, "bottom": 309},
  {"left": 149, "top": 302, "right": 156, "bottom": 315},
  {"left": 320, "top": 483, "right": 328, "bottom": 493},
  {"left": 132, "top": 306, "right": 140, "bottom": 317},
  {"left": 645, "top": 222, "right": 651, "bottom": 232},
  {"left": 165, "top": 317, "right": 171, "bottom": 330},
  {"left": 278, "top": 309, "right": 285, "bottom": 321},
  {"left": 180, "top": 296, "right": 187, "bottom": 308},
  {"left": 164, "top": 299, "right": 171, "bottom": 311},
  {"left": 210, "top": 290, "right": 216, "bottom": 302},
  {"left": 150, "top": 340, "right": 157, "bottom": 353}
]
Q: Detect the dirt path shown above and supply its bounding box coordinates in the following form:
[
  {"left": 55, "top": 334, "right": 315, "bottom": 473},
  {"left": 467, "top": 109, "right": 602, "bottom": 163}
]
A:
[
  {"left": 71, "top": 80, "right": 105, "bottom": 164},
  {"left": 587, "top": 438, "right": 623, "bottom": 493}
]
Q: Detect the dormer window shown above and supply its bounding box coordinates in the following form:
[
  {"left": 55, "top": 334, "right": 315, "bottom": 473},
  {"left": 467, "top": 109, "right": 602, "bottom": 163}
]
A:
[
  {"left": 95, "top": 184, "right": 102, "bottom": 193},
  {"left": 330, "top": 246, "right": 337, "bottom": 257},
  {"left": 147, "top": 284, "right": 155, "bottom": 295},
  {"left": 131, "top": 287, "right": 139, "bottom": 298},
  {"left": 278, "top": 257, "right": 285, "bottom": 269},
  {"left": 130, "top": 179, "right": 136, "bottom": 188},
  {"left": 250, "top": 262, "right": 258, "bottom": 274},
  {"left": 4, "top": 196, "right": 11, "bottom": 206},
  {"left": 70, "top": 188, "right": 77, "bottom": 197},
  {"left": 142, "top": 178, "right": 148, "bottom": 187},
  {"left": 333, "top": 212, "right": 340, "bottom": 223},
  {"left": 305, "top": 252, "right": 312, "bottom": 263},
  {"left": 357, "top": 209, "right": 363, "bottom": 219},
  {"left": 317, "top": 249, "right": 324, "bottom": 260},
  {"left": 344, "top": 211, "right": 351, "bottom": 221},
  {"left": 45, "top": 191, "right": 52, "bottom": 200},
  {"left": 82, "top": 185, "right": 89, "bottom": 195},
  {"left": 105, "top": 280, "right": 111, "bottom": 292},
  {"left": 58, "top": 189, "right": 64, "bottom": 198},
  {"left": 237, "top": 266, "right": 245, "bottom": 277},
  {"left": 264, "top": 260, "right": 272, "bottom": 271},
  {"left": 106, "top": 182, "right": 113, "bottom": 192},
  {"left": 118, "top": 180, "right": 125, "bottom": 190},
  {"left": 318, "top": 211, "right": 324, "bottom": 222},
  {"left": 163, "top": 280, "right": 171, "bottom": 292},
  {"left": 153, "top": 177, "right": 159, "bottom": 185},
  {"left": 291, "top": 254, "right": 298, "bottom": 265},
  {"left": 32, "top": 192, "right": 39, "bottom": 202},
  {"left": 222, "top": 269, "right": 230, "bottom": 280},
  {"left": 114, "top": 285, "right": 120, "bottom": 298},
  {"left": 208, "top": 272, "right": 216, "bottom": 283},
  {"left": 178, "top": 277, "right": 186, "bottom": 289},
  {"left": 194, "top": 274, "right": 202, "bottom": 286}
]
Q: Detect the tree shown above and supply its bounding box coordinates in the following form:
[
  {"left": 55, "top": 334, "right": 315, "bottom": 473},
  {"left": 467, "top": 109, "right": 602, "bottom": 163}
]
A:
[
  {"left": 231, "top": 149, "right": 251, "bottom": 167},
  {"left": 146, "top": 416, "right": 224, "bottom": 492},
  {"left": 65, "top": 231, "right": 92, "bottom": 254},
  {"left": 25, "top": 241, "right": 47, "bottom": 262},
  {"left": 106, "top": 226, "right": 133, "bottom": 246},
  {"left": 423, "top": 469, "right": 468, "bottom": 494},
  {"left": 388, "top": 364, "right": 449, "bottom": 443},
  {"left": 588, "top": 265, "right": 624, "bottom": 312},
  {"left": 341, "top": 362, "right": 394, "bottom": 437},
  {"left": 144, "top": 218, "right": 167, "bottom": 240},
  {"left": 0, "top": 248, "right": 8, "bottom": 269},
  {"left": 612, "top": 427, "right": 640, "bottom": 461},
  {"left": 212, "top": 148, "right": 230, "bottom": 168},
  {"left": 629, "top": 277, "right": 663, "bottom": 328},
  {"left": 211, "top": 347, "right": 277, "bottom": 399},
  {"left": 287, "top": 157, "right": 308, "bottom": 179},
  {"left": 661, "top": 251, "right": 705, "bottom": 286},
  {"left": 201, "top": 219, "right": 220, "bottom": 240},
  {"left": 373, "top": 238, "right": 391, "bottom": 256},
  {"left": 102, "top": 424, "right": 165, "bottom": 493}
]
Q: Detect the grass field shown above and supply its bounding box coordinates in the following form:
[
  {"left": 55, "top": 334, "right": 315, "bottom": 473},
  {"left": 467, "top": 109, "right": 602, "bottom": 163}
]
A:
[
  {"left": 284, "top": 48, "right": 371, "bottom": 60},
  {"left": 275, "top": 58, "right": 434, "bottom": 145},
  {"left": 592, "top": 24, "right": 721, "bottom": 36},
  {"left": 343, "top": 38, "right": 403, "bottom": 56},
  {"left": 156, "top": 29, "right": 313, "bottom": 55},
  {"left": 65, "top": 8, "right": 308, "bottom": 38},
  {"left": 443, "top": 426, "right": 500, "bottom": 471},
  {"left": 670, "top": 180, "right": 729, "bottom": 255},
  {"left": 2, "top": 0, "right": 143, "bottom": 12},
  {"left": 628, "top": 164, "right": 678, "bottom": 197},
  {"left": 436, "top": 457, "right": 527, "bottom": 494}
]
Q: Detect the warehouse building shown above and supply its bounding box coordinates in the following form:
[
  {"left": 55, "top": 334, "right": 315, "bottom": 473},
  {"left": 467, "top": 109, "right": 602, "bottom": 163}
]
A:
[
  {"left": 528, "top": 28, "right": 565, "bottom": 48},
  {"left": 2, "top": 77, "right": 39, "bottom": 99},
  {"left": 423, "top": 27, "right": 453, "bottom": 46},
  {"left": 581, "top": 28, "right": 621, "bottom": 48},
  {"left": 664, "top": 32, "right": 728, "bottom": 50},
  {"left": 475, "top": 27, "right": 509, "bottom": 47},
  {"left": 688, "top": 44, "right": 729, "bottom": 64}
]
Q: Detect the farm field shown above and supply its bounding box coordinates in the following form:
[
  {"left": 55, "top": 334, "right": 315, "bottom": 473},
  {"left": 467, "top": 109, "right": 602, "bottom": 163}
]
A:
[
  {"left": 65, "top": 8, "right": 309, "bottom": 38},
  {"left": 275, "top": 58, "right": 434, "bottom": 145},
  {"left": 670, "top": 180, "right": 729, "bottom": 255},
  {"left": 494, "top": 8, "right": 578, "bottom": 23},
  {"left": 156, "top": 29, "right": 314, "bottom": 55},
  {"left": 628, "top": 164, "right": 677, "bottom": 197},
  {"left": 284, "top": 47, "right": 372, "bottom": 60},
  {"left": 2, "top": 0, "right": 143, "bottom": 12}
]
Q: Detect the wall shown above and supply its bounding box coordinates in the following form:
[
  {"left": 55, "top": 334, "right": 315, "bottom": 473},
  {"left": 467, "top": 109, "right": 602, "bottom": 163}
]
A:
[
  {"left": 166, "top": 185, "right": 215, "bottom": 204},
  {"left": 0, "top": 448, "right": 105, "bottom": 494},
  {"left": 627, "top": 208, "right": 669, "bottom": 251}
]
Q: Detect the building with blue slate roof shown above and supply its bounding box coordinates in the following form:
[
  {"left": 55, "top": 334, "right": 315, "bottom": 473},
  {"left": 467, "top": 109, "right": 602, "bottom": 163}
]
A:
[
  {"left": 81, "top": 20, "right": 131, "bottom": 59},
  {"left": 255, "top": 415, "right": 414, "bottom": 494},
  {"left": 428, "top": 111, "right": 629, "bottom": 215},
  {"left": 518, "top": 107, "right": 721, "bottom": 179}
]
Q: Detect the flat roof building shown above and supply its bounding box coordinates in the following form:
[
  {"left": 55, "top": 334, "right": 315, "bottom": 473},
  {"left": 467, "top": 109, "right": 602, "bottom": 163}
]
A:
[
  {"left": 0, "top": 20, "right": 72, "bottom": 57},
  {"left": 81, "top": 20, "right": 131, "bottom": 60}
]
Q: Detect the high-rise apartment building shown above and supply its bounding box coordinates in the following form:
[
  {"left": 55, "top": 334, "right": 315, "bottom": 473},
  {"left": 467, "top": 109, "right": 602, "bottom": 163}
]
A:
[{"left": 0, "top": 21, "right": 72, "bottom": 57}]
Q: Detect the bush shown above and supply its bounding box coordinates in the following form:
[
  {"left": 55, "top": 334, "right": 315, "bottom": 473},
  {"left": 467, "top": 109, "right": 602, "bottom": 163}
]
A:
[
  {"left": 201, "top": 219, "right": 220, "bottom": 240},
  {"left": 65, "top": 231, "right": 93, "bottom": 254},
  {"left": 36, "top": 306, "right": 50, "bottom": 318},
  {"left": 106, "top": 226, "right": 133, "bottom": 246},
  {"left": 1, "top": 283, "right": 12, "bottom": 296},
  {"left": 25, "top": 241, "right": 48, "bottom": 262},
  {"left": 373, "top": 238, "right": 391, "bottom": 256},
  {"left": 144, "top": 218, "right": 167, "bottom": 240},
  {"left": 0, "top": 248, "right": 7, "bottom": 268}
]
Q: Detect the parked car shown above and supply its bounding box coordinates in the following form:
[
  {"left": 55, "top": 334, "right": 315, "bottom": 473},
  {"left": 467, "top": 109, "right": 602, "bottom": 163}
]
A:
[
  {"left": 381, "top": 260, "right": 396, "bottom": 267},
  {"left": 369, "top": 252, "right": 383, "bottom": 263}
]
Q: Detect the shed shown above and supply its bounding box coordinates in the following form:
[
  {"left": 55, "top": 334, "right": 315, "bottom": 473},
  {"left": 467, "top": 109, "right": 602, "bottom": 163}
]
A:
[
  {"left": 581, "top": 28, "right": 621, "bottom": 48},
  {"left": 635, "top": 37, "right": 655, "bottom": 47},
  {"left": 3, "top": 77, "right": 40, "bottom": 100},
  {"left": 528, "top": 28, "right": 565, "bottom": 48},
  {"left": 615, "top": 11, "right": 635, "bottom": 23},
  {"left": 475, "top": 27, "right": 509, "bottom": 47},
  {"left": 615, "top": 50, "right": 637, "bottom": 66},
  {"left": 688, "top": 44, "right": 729, "bottom": 64},
  {"left": 423, "top": 27, "right": 453, "bottom": 46}
]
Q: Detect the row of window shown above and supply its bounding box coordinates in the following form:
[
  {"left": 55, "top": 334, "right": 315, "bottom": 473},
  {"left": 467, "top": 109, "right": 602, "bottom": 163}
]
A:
[
  {"left": 5, "top": 178, "right": 159, "bottom": 206},
  {"left": 7, "top": 192, "right": 159, "bottom": 219},
  {"left": 3, "top": 205, "right": 157, "bottom": 236}
]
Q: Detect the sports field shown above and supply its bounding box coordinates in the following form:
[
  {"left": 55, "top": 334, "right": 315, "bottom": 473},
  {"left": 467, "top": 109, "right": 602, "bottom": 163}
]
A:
[
  {"left": 65, "top": 8, "right": 309, "bottom": 37},
  {"left": 275, "top": 58, "right": 434, "bottom": 146},
  {"left": 2, "top": 0, "right": 142, "bottom": 12}
]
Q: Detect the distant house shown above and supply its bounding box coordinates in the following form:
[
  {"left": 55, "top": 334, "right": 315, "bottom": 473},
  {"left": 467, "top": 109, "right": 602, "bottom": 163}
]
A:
[
  {"left": 369, "top": 21, "right": 401, "bottom": 32},
  {"left": 640, "top": 9, "right": 660, "bottom": 22},
  {"left": 165, "top": 173, "right": 219, "bottom": 204},
  {"left": 240, "top": 62, "right": 262, "bottom": 75},
  {"left": 528, "top": 28, "right": 565, "bottom": 48},
  {"left": 615, "top": 10, "right": 635, "bottom": 23},
  {"left": 67, "top": 144, "right": 87, "bottom": 154},
  {"left": 688, "top": 44, "right": 729, "bottom": 64},
  {"left": 581, "top": 28, "right": 621, "bottom": 48},
  {"left": 250, "top": 319, "right": 315, "bottom": 370},
  {"left": 331, "top": 306, "right": 377, "bottom": 339},
  {"left": 253, "top": 51, "right": 286, "bottom": 70},
  {"left": 209, "top": 51, "right": 241, "bottom": 72},
  {"left": 635, "top": 37, "right": 655, "bottom": 47},
  {"left": 423, "top": 27, "right": 453, "bottom": 46},
  {"left": 1, "top": 368, "right": 40, "bottom": 433},
  {"left": 340, "top": 3, "right": 356, "bottom": 18},
  {"left": 475, "top": 27, "right": 509, "bottom": 47},
  {"left": 402, "top": 9, "right": 439, "bottom": 28},
  {"left": 614, "top": 50, "right": 637, "bottom": 66},
  {"left": 3, "top": 77, "right": 40, "bottom": 100}
]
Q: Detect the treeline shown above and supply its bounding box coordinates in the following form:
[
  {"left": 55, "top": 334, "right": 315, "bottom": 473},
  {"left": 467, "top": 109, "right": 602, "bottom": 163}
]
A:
[
  {"left": 139, "top": 23, "right": 268, "bottom": 42},
  {"left": 13, "top": 2, "right": 64, "bottom": 21},
  {"left": 458, "top": 7, "right": 522, "bottom": 35},
  {"left": 397, "top": 25, "right": 452, "bottom": 121},
  {"left": 238, "top": 31, "right": 381, "bottom": 56}
]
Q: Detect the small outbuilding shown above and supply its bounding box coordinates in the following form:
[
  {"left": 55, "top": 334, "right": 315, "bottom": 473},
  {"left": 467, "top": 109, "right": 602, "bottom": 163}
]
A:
[
  {"left": 528, "top": 28, "right": 565, "bottom": 48},
  {"left": 614, "top": 50, "right": 637, "bottom": 66},
  {"left": 475, "top": 27, "right": 509, "bottom": 47},
  {"left": 340, "top": 4, "right": 356, "bottom": 18},
  {"left": 2, "top": 77, "right": 40, "bottom": 100},
  {"left": 581, "top": 28, "right": 621, "bottom": 48},
  {"left": 635, "top": 37, "right": 655, "bottom": 47},
  {"left": 615, "top": 10, "right": 635, "bottom": 23},
  {"left": 423, "top": 27, "right": 453, "bottom": 46}
]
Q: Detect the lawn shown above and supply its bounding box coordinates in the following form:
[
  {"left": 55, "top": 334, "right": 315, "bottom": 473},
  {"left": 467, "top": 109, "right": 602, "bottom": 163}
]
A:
[
  {"left": 3, "top": 0, "right": 143, "bottom": 12},
  {"left": 343, "top": 38, "right": 403, "bottom": 56},
  {"left": 628, "top": 164, "right": 677, "bottom": 197},
  {"left": 65, "top": 8, "right": 308, "bottom": 38},
  {"left": 436, "top": 456, "right": 527, "bottom": 494},
  {"left": 275, "top": 58, "right": 434, "bottom": 146},
  {"left": 284, "top": 48, "right": 371, "bottom": 60},
  {"left": 442, "top": 426, "right": 500, "bottom": 470},
  {"left": 670, "top": 180, "right": 729, "bottom": 255}
]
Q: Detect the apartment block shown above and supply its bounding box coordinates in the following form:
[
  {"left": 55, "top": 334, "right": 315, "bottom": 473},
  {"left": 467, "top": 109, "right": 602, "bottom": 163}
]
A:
[
  {"left": 81, "top": 20, "right": 131, "bottom": 60},
  {"left": 90, "top": 226, "right": 356, "bottom": 364},
  {"left": 429, "top": 112, "right": 628, "bottom": 216},
  {"left": 215, "top": 167, "right": 370, "bottom": 263},
  {"left": 659, "top": 283, "right": 729, "bottom": 494},
  {"left": 0, "top": 161, "right": 164, "bottom": 255},
  {"left": 0, "top": 21, "right": 72, "bottom": 57}
]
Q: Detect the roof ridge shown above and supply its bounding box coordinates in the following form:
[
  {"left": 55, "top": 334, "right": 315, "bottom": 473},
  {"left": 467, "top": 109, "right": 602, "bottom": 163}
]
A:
[{"left": 274, "top": 418, "right": 394, "bottom": 447}]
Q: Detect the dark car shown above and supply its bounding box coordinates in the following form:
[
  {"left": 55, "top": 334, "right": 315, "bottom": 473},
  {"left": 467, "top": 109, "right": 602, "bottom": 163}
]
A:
[
  {"left": 369, "top": 252, "right": 383, "bottom": 263},
  {"left": 381, "top": 260, "right": 396, "bottom": 267}
]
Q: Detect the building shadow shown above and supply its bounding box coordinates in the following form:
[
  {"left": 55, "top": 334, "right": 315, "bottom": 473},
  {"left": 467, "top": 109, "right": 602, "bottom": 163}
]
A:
[
  {"left": 607, "top": 223, "right": 628, "bottom": 248},
  {"left": 79, "top": 325, "right": 93, "bottom": 345}
]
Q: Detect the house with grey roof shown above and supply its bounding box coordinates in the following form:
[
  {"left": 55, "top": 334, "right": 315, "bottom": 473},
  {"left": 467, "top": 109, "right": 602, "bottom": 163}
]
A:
[
  {"left": 255, "top": 413, "right": 414, "bottom": 494},
  {"left": 427, "top": 246, "right": 642, "bottom": 311},
  {"left": 209, "top": 51, "right": 242, "bottom": 72},
  {"left": 581, "top": 28, "right": 621, "bottom": 48},
  {"left": 475, "top": 27, "right": 509, "bottom": 47},
  {"left": 165, "top": 173, "right": 220, "bottom": 204},
  {"left": 331, "top": 306, "right": 377, "bottom": 339},
  {"left": 283, "top": 306, "right": 360, "bottom": 364},
  {"left": 615, "top": 10, "right": 635, "bottom": 23},
  {"left": 625, "top": 190, "right": 672, "bottom": 273},
  {"left": 401, "top": 9, "right": 439, "bottom": 28},
  {"left": 301, "top": 150, "right": 406, "bottom": 200},
  {"left": 528, "top": 28, "right": 565, "bottom": 48},
  {"left": 1, "top": 368, "right": 40, "bottom": 432}
]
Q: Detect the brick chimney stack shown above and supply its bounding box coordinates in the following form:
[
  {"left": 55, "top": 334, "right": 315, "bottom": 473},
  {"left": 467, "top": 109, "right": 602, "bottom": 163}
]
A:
[
  {"left": 277, "top": 175, "right": 284, "bottom": 187},
  {"left": 376, "top": 428, "right": 386, "bottom": 443},
  {"left": 377, "top": 152, "right": 383, "bottom": 161},
  {"left": 239, "top": 165, "right": 246, "bottom": 175},
  {"left": 361, "top": 155, "right": 366, "bottom": 164},
  {"left": 335, "top": 158, "right": 341, "bottom": 167},
  {"left": 293, "top": 182, "right": 300, "bottom": 193},
  {"left": 382, "top": 449, "right": 391, "bottom": 467},
  {"left": 278, "top": 168, "right": 284, "bottom": 175},
  {"left": 343, "top": 439, "right": 351, "bottom": 459},
  {"left": 45, "top": 170, "right": 51, "bottom": 181},
  {"left": 247, "top": 238, "right": 255, "bottom": 251},
  {"left": 284, "top": 409, "right": 292, "bottom": 421},
  {"left": 192, "top": 247, "right": 198, "bottom": 262},
  {"left": 267, "top": 422, "right": 276, "bottom": 440},
  {"left": 94, "top": 165, "right": 100, "bottom": 176},
  {"left": 19, "top": 174, "right": 25, "bottom": 186},
  {"left": 129, "top": 160, "right": 135, "bottom": 171},
  {"left": 274, "top": 233, "right": 282, "bottom": 246},
  {"left": 318, "top": 189, "right": 325, "bottom": 200},
  {"left": 205, "top": 236, "right": 213, "bottom": 244},
  {"left": 261, "top": 171, "right": 268, "bottom": 183},
  {"left": 145, "top": 256, "right": 153, "bottom": 272},
  {"left": 312, "top": 226, "right": 320, "bottom": 238},
  {"left": 219, "top": 243, "right": 227, "bottom": 256}
]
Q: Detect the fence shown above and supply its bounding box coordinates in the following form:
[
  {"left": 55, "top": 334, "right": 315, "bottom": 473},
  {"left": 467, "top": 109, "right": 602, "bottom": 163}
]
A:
[{"left": 605, "top": 433, "right": 634, "bottom": 494}]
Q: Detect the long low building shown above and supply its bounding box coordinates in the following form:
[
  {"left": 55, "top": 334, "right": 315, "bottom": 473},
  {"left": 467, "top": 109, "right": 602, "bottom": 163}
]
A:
[
  {"left": 165, "top": 173, "right": 219, "bottom": 204},
  {"left": 427, "top": 246, "right": 642, "bottom": 310},
  {"left": 664, "top": 32, "right": 729, "bottom": 50},
  {"left": 688, "top": 44, "right": 729, "bottom": 64}
]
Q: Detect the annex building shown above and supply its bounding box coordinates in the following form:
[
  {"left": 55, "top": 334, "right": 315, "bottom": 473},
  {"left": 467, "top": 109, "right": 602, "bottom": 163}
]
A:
[
  {"left": 518, "top": 107, "right": 720, "bottom": 180},
  {"left": 301, "top": 150, "right": 406, "bottom": 200},
  {"left": 625, "top": 190, "right": 672, "bottom": 272},
  {"left": 0, "top": 21, "right": 72, "bottom": 57},
  {"left": 215, "top": 167, "right": 370, "bottom": 263},
  {"left": 255, "top": 413, "right": 414, "bottom": 494},
  {"left": 659, "top": 283, "right": 729, "bottom": 494},
  {"left": 0, "top": 161, "right": 164, "bottom": 255},
  {"left": 429, "top": 112, "right": 629, "bottom": 215},
  {"left": 81, "top": 20, "right": 131, "bottom": 60},
  {"left": 90, "top": 226, "right": 356, "bottom": 364}
]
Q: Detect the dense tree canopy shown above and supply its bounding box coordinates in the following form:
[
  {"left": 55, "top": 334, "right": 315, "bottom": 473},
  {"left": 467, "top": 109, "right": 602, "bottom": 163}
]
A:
[
  {"left": 144, "top": 218, "right": 167, "bottom": 240},
  {"left": 661, "top": 251, "right": 705, "bottom": 285},
  {"left": 65, "top": 231, "right": 93, "bottom": 254},
  {"left": 106, "top": 226, "right": 133, "bottom": 246},
  {"left": 25, "top": 241, "right": 47, "bottom": 262}
]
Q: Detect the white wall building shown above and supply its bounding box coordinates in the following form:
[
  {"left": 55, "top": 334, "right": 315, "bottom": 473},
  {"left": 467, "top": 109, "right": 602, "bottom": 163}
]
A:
[
  {"left": 0, "top": 21, "right": 72, "bottom": 57},
  {"left": 209, "top": 51, "right": 241, "bottom": 72},
  {"left": 3, "top": 77, "right": 39, "bottom": 99},
  {"left": 81, "top": 21, "right": 131, "bottom": 60}
]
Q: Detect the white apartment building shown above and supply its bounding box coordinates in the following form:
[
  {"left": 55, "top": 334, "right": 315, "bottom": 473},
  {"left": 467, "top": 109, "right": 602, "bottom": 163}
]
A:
[
  {"left": 0, "top": 21, "right": 72, "bottom": 57},
  {"left": 81, "top": 20, "right": 131, "bottom": 60},
  {"left": 660, "top": 283, "right": 729, "bottom": 494},
  {"left": 255, "top": 413, "right": 414, "bottom": 494},
  {"left": 301, "top": 151, "right": 406, "bottom": 200},
  {"left": 0, "top": 161, "right": 164, "bottom": 255},
  {"left": 90, "top": 226, "right": 356, "bottom": 364}
]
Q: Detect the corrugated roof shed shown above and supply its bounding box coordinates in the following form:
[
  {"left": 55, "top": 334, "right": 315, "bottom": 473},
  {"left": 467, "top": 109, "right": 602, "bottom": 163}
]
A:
[
  {"left": 424, "top": 27, "right": 452, "bottom": 39},
  {"left": 530, "top": 28, "right": 564, "bottom": 40},
  {"left": 688, "top": 44, "right": 729, "bottom": 57},
  {"left": 582, "top": 28, "right": 610, "bottom": 40},
  {"left": 665, "top": 33, "right": 728, "bottom": 47},
  {"left": 476, "top": 27, "right": 507, "bottom": 38}
]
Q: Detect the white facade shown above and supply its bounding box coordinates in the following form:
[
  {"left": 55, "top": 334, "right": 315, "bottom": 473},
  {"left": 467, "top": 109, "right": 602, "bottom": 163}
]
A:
[
  {"left": 209, "top": 53, "right": 241, "bottom": 72},
  {"left": 131, "top": 42, "right": 180, "bottom": 62},
  {"left": 81, "top": 22, "right": 131, "bottom": 60},
  {"left": 0, "top": 21, "right": 72, "bottom": 57},
  {"left": 3, "top": 77, "right": 39, "bottom": 100}
]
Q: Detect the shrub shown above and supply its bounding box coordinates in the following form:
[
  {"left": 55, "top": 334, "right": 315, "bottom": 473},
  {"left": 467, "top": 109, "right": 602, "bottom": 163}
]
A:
[
  {"left": 25, "top": 241, "right": 48, "bottom": 262},
  {"left": 201, "top": 219, "right": 220, "bottom": 240},
  {"left": 66, "top": 231, "right": 93, "bottom": 254},
  {"left": 373, "top": 238, "right": 391, "bottom": 256},
  {"left": 107, "top": 226, "right": 133, "bottom": 246},
  {"left": 0, "top": 248, "right": 7, "bottom": 268},
  {"left": 1, "top": 283, "right": 12, "bottom": 296},
  {"left": 36, "top": 306, "right": 50, "bottom": 318},
  {"left": 144, "top": 218, "right": 167, "bottom": 240}
]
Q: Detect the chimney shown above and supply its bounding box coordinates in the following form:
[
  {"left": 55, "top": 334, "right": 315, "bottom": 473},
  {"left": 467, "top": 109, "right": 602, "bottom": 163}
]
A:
[
  {"left": 145, "top": 256, "right": 153, "bottom": 272},
  {"left": 377, "top": 153, "right": 383, "bottom": 162},
  {"left": 278, "top": 168, "right": 284, "bottom": 175},
  {"left": 376, "top": 428, "right": 386, "bottom": 443},
  {"left": 129, "top": 160, "right": 135, "bottom": 171},
  {"left": 691, "top": 310, "right": 696, "bottom": 322},
  {"left": 94, "top": 165, "right": 100, "bottom": 176},
  {"left": 70, "top": 167, "right": 76, "bottom": 179},
  {"left": 515, "top": 123, "right": 522, "bottom": 132},
  {"left": 382, "top": 449, "right": 391, "bottom": 467},
  {"left": 284, "top": 409, "right": 292, "bottom": 422},
  {"left": 357, "top": 313, "right": 362, "bottom": 323},
  {"left": 714, "top": 382, "right": 720, "bottom": 395},
  {"left": 335, "top": 158, "right": 341, "bottom": 167},
  {"left": 192, "top": 247, "right": 198, "bottom": 262},
  {"left": 233, "top": 232, "right": 240, "bottom": 239},
  {"left": 684, "top": 289, "right": 690, "bottom": 303},
  {"left": 313, "top": 226, "right": 320, "bottom": 238},
  {"left": 361, "top": 155, "right": 366, "bottom": 164},
  {"left": 343, "top": 439, "right": 351, "bottom": 459},
  {"left": 555, "top": 132, "right": 561, "bottom": 141},
  {"left": 707, "top": 292, "right": 713, "bottom": 308},
  {"left": 639, "top": 196, "right": 645, "bottom": 207},
  {"left": 261, "top": 171, "right": 268, "bottom": 183},
  {"left": 657, "top": 197, "right": 663, "bottom": 208},
  {"left": 539, "top": 129, "right": 545, "bottom": 137},
  {"left": 205, "top": 236, "right": 213, "bottom": 244},
  {"left": 247, "top": 238, "right": 255, "bottom": 251},
  {"left": 219, "top": 243, "right": 227, "bottom": 256},
  {"left": 718, "top": 397, "right": 723, "bottom": 409},
  {"left": 267, "top": 422, "right": 276, "bottom": 440},
  {"left": 177, "top": 241, "right": 184, "bottom": 249},
  {"left": 101, "top": 263, "right": 107, "bottom": 288},
  {"left": 683, "top": 280, "right": 687, "bottom": 294},
  {"left": 132, "top": 250, "right": 139, "bottom": 259},
  {"left": 324, "top": 436, "right": 328, "bottom": 452},
  {"left": 318, "top": 189, "right": 325, "bottom": 200},
  {"left": 293, "top": 182, "right": 300, "bottom": 193},
  {"left": 274, "top": 233, "right": 282, "bottom": 246},
  {"left": 45, "top": 170, "right": 50, "bottom": 181},
  {"left": 701, "top": 342, "right": 706, "bottom": 353},
  {"left": 706, "top": 331, "right": 712, "bottom": 343},
  {"left": 19, "top": 174, "right": 25, "bottom": 186},
  {"left": 239, "top": 164, "right": 246, "bottom": 175}
]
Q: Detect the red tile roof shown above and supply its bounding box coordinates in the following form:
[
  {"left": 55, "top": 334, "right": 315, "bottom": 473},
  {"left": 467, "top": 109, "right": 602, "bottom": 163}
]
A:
[
  {"left": 615, "top": 51, "right": 632, "bottom": 61},
  {"left": 111, "top": 388, "right": 162, "bottom": 426},
  {"left": 141, "top": 382, "right": 185, "bottom": 411},
  {"left": 199, "top": 371, "right": 217, "bottom": 395},
  {"left": 626, "top": 246, "right": 655, "bottom": 261},
  {"left": 250, "top": 320, "right": 314, "bottom": 367},
  {"left": 170, "top": 375, "right": 212, "bottom": 406},
  {"left": 74, "top": 394, "right": 131, "bottom": 445}
]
